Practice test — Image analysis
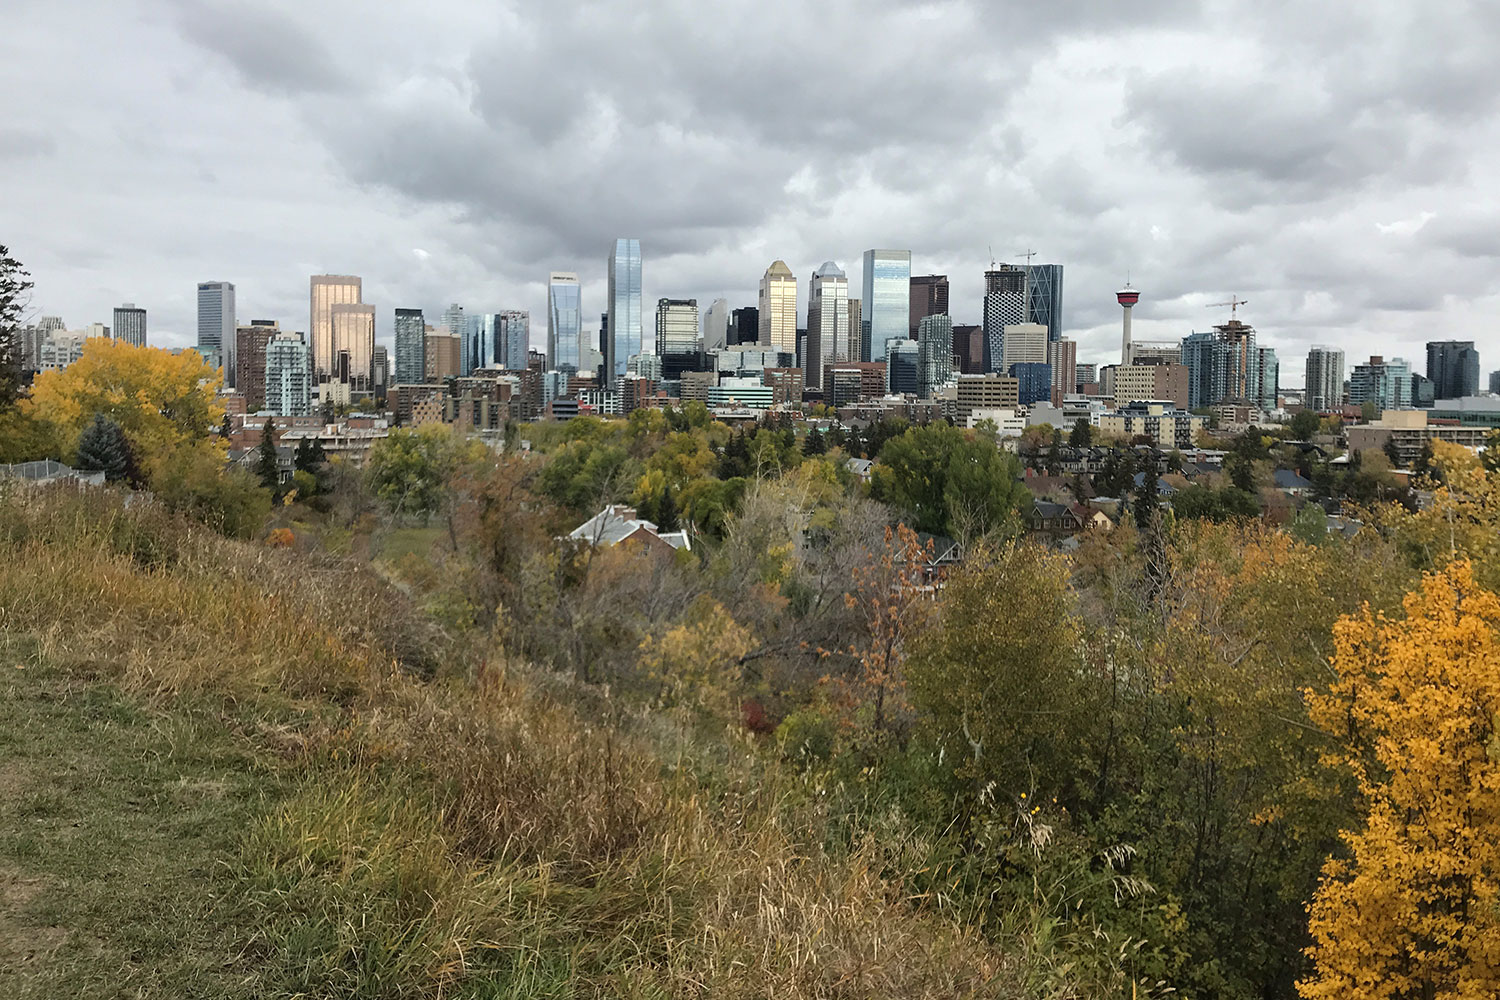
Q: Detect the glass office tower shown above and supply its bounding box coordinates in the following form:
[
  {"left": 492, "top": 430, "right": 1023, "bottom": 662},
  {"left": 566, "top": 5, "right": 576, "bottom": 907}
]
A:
[
  {"left": 606, "top": 239, "right": 643, "bottom": 382},
  {"left": 548, "top": 272, "right": 581, "bottom": 372},
  {"left": 861, "top": 249, "right": 911, "bottom": 362}
]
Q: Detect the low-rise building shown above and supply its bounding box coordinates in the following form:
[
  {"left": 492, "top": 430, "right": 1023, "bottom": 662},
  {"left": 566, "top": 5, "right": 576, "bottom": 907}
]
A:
[
  {"left": 1097, "top": 400, "right": 1206, "bottom": 449},
  {"left": 1346, "top": 409, "right": 1493, "bottom": 467}
]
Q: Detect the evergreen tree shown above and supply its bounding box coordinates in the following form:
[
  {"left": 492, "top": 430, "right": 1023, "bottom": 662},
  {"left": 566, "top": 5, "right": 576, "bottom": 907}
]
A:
[
  {"left": 0, "top": 244, "right": 34, "bottom": 410},
  {"left": 256, "top": 418, "right": 280, "bottom": 491},
  {"left": 1068, "top": 418, "right": 1092, "bottom": 447},
  {"left": 74, "top": 413, "right": 138, "bottom": 483},
  {"left": 656, "top": 485, "right": 680, "bottom": 532},
  {"left": 220, "top": 412, "right": 233, "bottom": 440},
  {"left": 1133, "top": 450, "right": 1159, "bottom": 531},
  {"left": 801, "top": 429, "right": 827, "bottom": 456}
]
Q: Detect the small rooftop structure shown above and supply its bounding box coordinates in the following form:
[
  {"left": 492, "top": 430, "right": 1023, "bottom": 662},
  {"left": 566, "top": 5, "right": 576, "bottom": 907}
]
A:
[{"left": 0, "top": 460, "right": 106, "bottom": 487}]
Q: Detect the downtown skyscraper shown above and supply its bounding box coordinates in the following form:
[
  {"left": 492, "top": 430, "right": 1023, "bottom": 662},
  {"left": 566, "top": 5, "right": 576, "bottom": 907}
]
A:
[
  {"left": 548, "top": 272, "right": 582, "bottom": 372},
  {"left": 1426, "top": 341, "right": 1480, "bottom": 399},
  {"left": 861, "top": 249, "right": 911, "bottom": 362},
  {"left": 112, "top": 303, "right": 146, "bottom": 347},
  {"left": 309, "top": 275, "right": 362, "bottom": 383},
  {"left": 197, "top": 281, "right": 235, "bottom": 382},
  {"left": 1026, "top": 263, "right": 1064, "bottom": 342},
  {"left": 806, "top": 261, "right": 849, "bottom": 390},
  {"left": 982, "top": 265, "right": 1026, "bottom": 372},
  {"left": 606, "top": 239, "right": 642, "bottom": 383},
  {"left": 758, "top": 260, "right": 798, "bottom": 355}
]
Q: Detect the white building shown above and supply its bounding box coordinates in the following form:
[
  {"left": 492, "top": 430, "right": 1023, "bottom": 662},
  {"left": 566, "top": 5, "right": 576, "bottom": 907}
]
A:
[{"left": 1001, "top": 322, "right": 1048, "bottom": 369}]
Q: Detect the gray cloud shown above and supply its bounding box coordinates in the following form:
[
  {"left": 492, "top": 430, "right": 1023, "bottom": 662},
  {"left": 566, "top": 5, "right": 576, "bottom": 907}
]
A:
[
  {"left": 1, "top": 0, "right": 1497, "bottom": 384},
  {"left": 170, "top": 1, "right": 352, "bottom": 96}
]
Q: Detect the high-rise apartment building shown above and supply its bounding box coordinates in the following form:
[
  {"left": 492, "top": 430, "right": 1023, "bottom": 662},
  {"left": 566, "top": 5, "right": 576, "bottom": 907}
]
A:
[
  {"left": 1251, "top": 347, "right": 1279, "bottom": 409},
  {"left": 1002, "top": 322, "right": 1048, "bottom": 370},
  {"left": 606, "top": 238, "right": 643, "bottom": 383},
  {"left": 1181, "top": 331, "right": 1232, "bottom": 410},
  {"left": 197, "top": 281, "right": 236, "bottom": 381},
  {"left": 329, "top": 303, "right": 375, "bottom": 390},
  {"left": 112, "top": 303, "right": 146, "bottom": 347},
  {"left": 394, "top": 308, "right": 425, "bottom": 385},
  {"left": 309, "top": 275, "right": 361, "bottom": 382},
  {"left": 916, "top": 314, "right": 953, "bottom": 399},
  {"left": 265, "top": 330, "right": 311, "bottom": 417},
  {"left": 862, "top": 250, "right": 911, "bottom": 362},
  {"left": 1047, "top": 338, "right": 1077, "bottom": 405},
  {"left": 758, "top": 260, "right": 797, "bottom": 354},
  {"left": 702, "top": 299, "right": 729, "bottom": 353},
  {"left": 1490, "top": 370, "right": 1500, "bottom": 395},
  {"left": 548, "top": 273, "right": 581, "bottom": 372},
  {"left": 1215, "top": 319, "right": 1257, "bottom": 401},
  {"left": 1305, "top": 346, "right": 1345, "bottom": 412},
  {"left": 909, "top": 274, "right": 949, "bottom": 339},
  {"left": 1075, "top": 362, "right": 1097, "bottom": 388},
  {"left": 1426, "top": 341, "right": 1480, "bottom": 400},
  {"left": 500, "top": 310, "right": 530, "bottom": 371},
  {"left": 1349, "top": 356, "right": 1412, "bottom": 411},
  {"left": 1026, "top": 263, "right": 1065, "bottom": 342},
  {"left": 806, "top": 261, "right": 849, "bottom": 390},
  {"left": 982, "top": 264, "right": 1026, "bottom": 372},
  {"left": 235, "top": 320, "right": 279, "bottom": 411}
]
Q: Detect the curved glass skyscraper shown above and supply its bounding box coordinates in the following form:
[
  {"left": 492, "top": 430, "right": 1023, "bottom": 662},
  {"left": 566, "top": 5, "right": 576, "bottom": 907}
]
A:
[{"left": 606, "top": 239, "right": 642, "bottom": 382}]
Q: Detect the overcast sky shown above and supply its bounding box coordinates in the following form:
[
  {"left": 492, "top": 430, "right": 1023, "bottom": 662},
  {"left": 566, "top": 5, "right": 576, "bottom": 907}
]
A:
[{"left": 5, "top": 0, "right": 1498, "bottom": 384}]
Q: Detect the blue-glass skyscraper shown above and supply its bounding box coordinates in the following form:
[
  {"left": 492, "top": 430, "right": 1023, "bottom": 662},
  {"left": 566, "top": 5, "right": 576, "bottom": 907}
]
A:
[
  {"left": 548, "top": 272, "right": 581, "bottom": 372},
  {"left": 861, "top": 249, "right": 911, "bottom": 362},
  {"left": 1026, "top": 264, "right": 1064, "bottom": 342},
  {"left": 606, "top": 239, "right": 642, "bottom": 382}
]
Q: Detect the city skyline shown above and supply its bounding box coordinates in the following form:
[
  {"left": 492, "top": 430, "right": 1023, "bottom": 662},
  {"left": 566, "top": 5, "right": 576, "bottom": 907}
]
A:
[{"left": 5, "top": 2, "right": 1499, "bottom": 384}]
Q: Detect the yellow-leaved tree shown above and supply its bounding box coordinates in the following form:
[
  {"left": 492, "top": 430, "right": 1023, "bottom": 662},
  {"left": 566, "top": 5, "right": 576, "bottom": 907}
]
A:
[
  {"left": 1301, "top": 560, "right": 1500, "bottom": 1000},
  {"left": 24, "top": 337, "right": 222, "bottom": 474}
]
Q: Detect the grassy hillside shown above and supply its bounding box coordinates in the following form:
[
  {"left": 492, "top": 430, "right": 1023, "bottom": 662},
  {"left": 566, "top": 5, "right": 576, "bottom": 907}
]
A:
[{"left": 0, "top": 485, "right": 1054, "bottom": 998}]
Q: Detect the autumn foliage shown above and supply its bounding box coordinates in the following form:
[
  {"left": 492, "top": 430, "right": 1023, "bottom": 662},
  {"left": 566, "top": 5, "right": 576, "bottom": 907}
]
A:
[{"left": 1301, "top": 561, "right": 1500, "bottom": 1000}]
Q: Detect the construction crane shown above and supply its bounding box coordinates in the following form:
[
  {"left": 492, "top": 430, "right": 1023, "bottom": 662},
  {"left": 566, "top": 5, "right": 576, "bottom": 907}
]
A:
[{"left": 1207, "top": 296, "right": 1249, "bottom": 319}]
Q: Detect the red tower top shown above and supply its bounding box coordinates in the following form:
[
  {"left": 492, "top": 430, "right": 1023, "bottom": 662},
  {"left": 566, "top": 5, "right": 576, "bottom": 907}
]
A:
[{"left": 1116, "top": 287, "right": 1140, "bottom": 307}]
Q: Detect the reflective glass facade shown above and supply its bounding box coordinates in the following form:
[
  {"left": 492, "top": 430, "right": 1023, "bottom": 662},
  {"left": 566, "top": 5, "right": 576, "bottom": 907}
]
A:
[
  {"left": 308, "top": 275, "right": 361, "bottom": 382},
  {"left": 1025, "top": 264, "right": 1064, "bottom": 342},
  {"left": 862, "top": 250, "right": 911, "bottom": 362},
  {"left": 607, "top": 238, "right": 642, "bottom": 382},
  {"left": 198, "top": 281, "right": 236, "bottom": 384},
  {"left": 548, "top": 273, "right": 581, "bottom": 372}
]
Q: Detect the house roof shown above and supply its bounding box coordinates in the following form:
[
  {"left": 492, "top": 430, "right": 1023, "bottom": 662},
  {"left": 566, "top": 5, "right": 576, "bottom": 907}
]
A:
[
  {"left": 1273, "top": 468, "right": 1316, "bottom": 490},
  {"left": 568, "top": 505, "right": 691, "bottom": 551},
  {"left": 1132, "top": 471, "right": 1178, "bottom": 494}
]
